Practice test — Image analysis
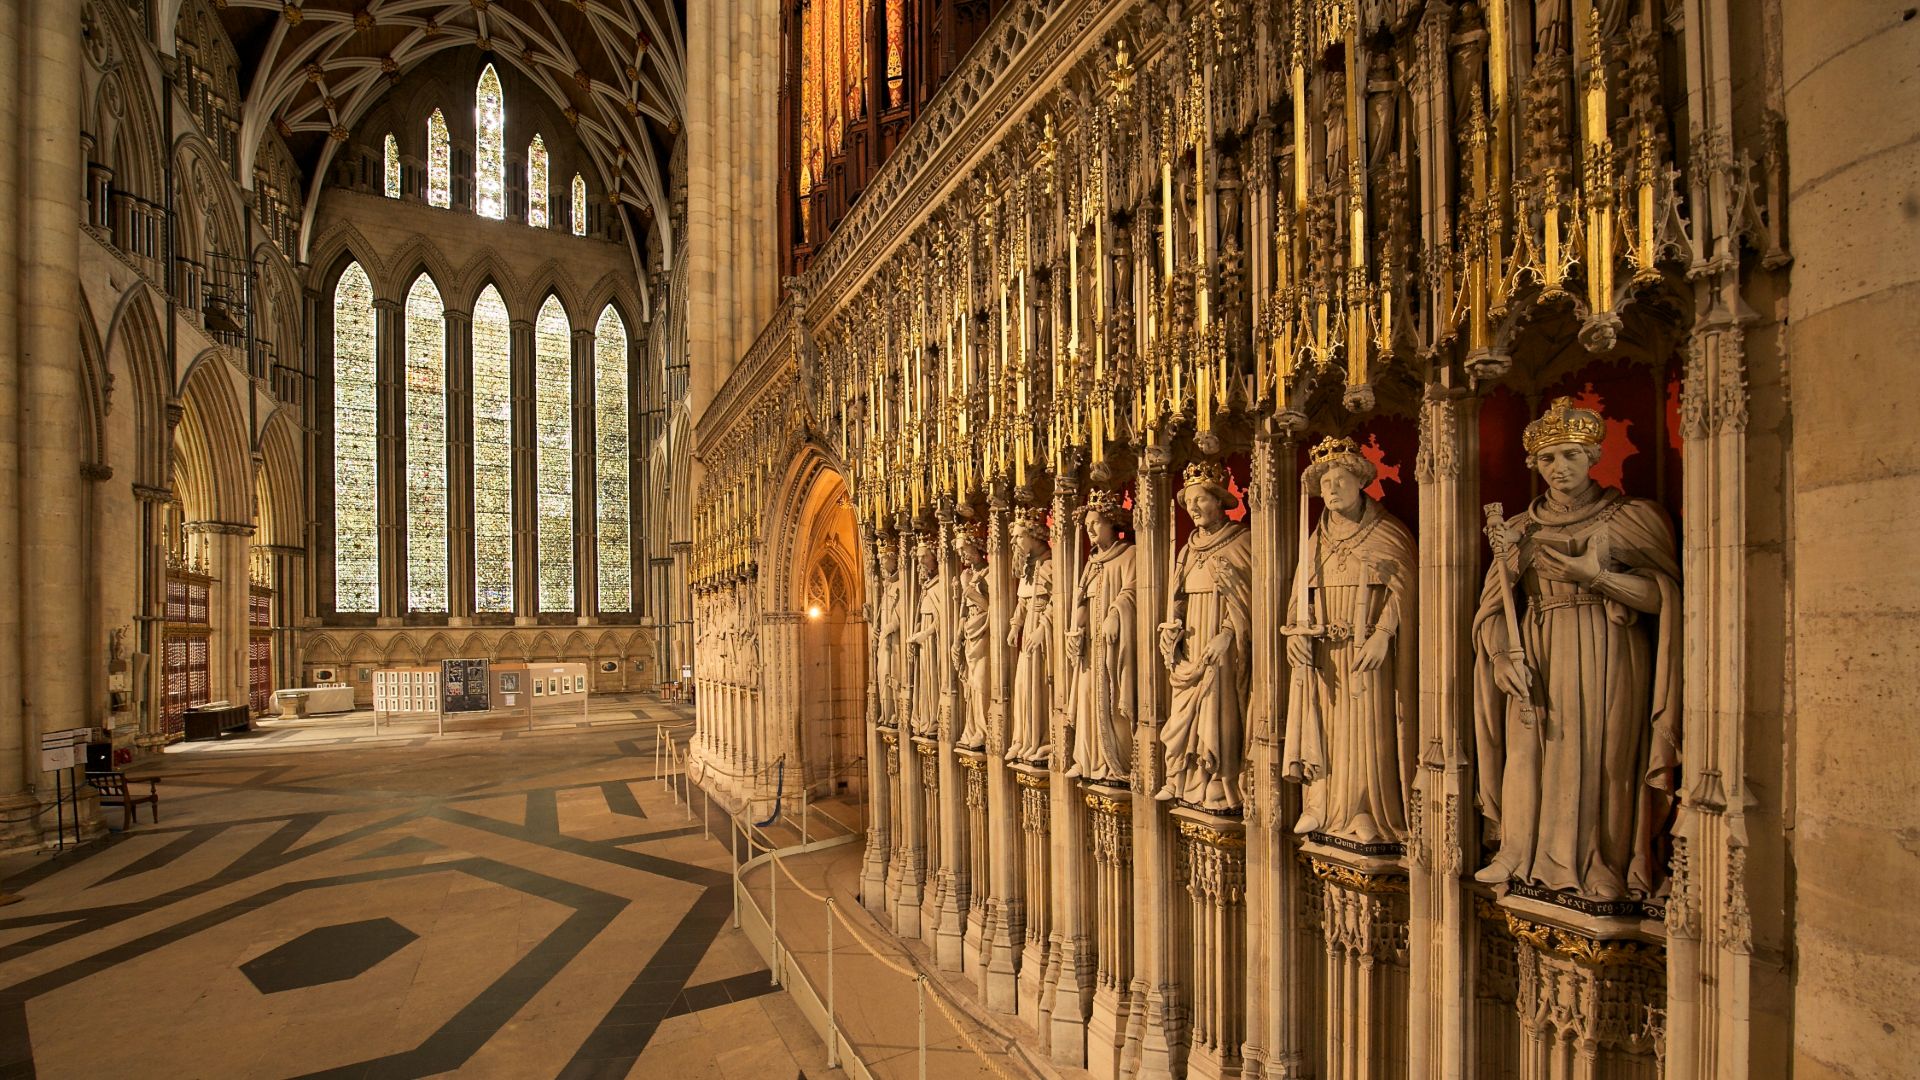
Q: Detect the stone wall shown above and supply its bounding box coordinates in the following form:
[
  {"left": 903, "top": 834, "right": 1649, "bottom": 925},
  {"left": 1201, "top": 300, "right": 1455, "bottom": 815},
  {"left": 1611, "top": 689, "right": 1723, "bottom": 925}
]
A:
[{"left": 1784, "top": 5, "right": 1920, "bottom": 1076}]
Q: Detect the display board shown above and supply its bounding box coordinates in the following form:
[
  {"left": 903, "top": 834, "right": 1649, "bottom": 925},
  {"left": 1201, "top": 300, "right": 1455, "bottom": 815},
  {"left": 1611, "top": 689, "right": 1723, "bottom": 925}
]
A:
[{"left": 441, "top": 658, "right": 491, "bottom": 713}]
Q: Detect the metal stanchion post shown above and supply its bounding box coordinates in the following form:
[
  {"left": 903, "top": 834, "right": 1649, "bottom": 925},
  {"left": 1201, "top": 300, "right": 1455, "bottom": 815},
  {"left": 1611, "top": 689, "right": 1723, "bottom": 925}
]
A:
[
  {"left": 770, "top": 850, "right": 781, "bottom": 988},
  {"left": 825, "top": 897, "right": 839, "bottom": 1068},
  {"left": 802, "top": 791, "right": 809, "bottom": 847},
  {"left": 731, "top": 820, "right": 740, "bottom": 929},
  {"left": 918, "top": 975, "right": 928, "bottom": 1080}
]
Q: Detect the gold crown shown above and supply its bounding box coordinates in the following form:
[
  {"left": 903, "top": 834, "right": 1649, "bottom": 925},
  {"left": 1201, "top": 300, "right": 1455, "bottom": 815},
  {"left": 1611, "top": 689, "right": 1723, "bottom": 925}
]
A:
[
  {"left": 1523, "top": 396, "right": 1606, "bottom": 454},
  {"left": 1305, "top": 435, "right": 1377, "bottom": 487},
  {"left": 1182, "top": 459, "right": 1232, "bottom": 492},
  {"left": 1180, "top": 459, "right": 1240, "bottom": 511},
  {"left": 1309, "top": 436, "right": 1365, "bottom": 467},
  {"left": 914, "top": 530, "right": 941, "bottom": 555},
  {"left": 1009, "top": 506, "right": 1050, "bottom": 541},
  {"left": 951, "top": 521, "right": 986, "bottom": 552},
  {"left": 1083, "top": 488, "right": 1128, "bottom": 525}
]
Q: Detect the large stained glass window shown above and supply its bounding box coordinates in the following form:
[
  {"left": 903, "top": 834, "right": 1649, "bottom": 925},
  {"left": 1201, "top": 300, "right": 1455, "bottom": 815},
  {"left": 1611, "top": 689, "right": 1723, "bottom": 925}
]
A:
[
  {"left": 527, "top": 134, "right": 550, "bottom": 228},
  {"left": 475, "top": 65, "right": 505, "bottom": 219},
  {"left": 570, "top": 173, "right": 587, "bottom": 236},
  {"left": 472, "top": 286, "right": 515, "bottom": 613},
  {"left": 383, "top": 133, "right": 401, "bottom": 198},
  {"left": 404, "top": 274, "right": 448, "bottom": 611},
  {"left": 594, "top": 306, "right": 631, "bottom": 612},
  {"left": 426, "top": 108, "right": 451, "bottom": 208},
  {"left": 535, "top": 296, "right": 574, "bottom": 611},
  {"left": 332, "top": 262, "right": 379, "bottom": 613}
]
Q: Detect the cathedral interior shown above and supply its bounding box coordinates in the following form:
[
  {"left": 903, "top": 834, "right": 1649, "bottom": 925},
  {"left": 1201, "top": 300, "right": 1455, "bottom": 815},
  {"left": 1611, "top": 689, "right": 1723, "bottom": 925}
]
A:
[{"left": 0, "top": 0, "right": 1914, "bottom": 1077}]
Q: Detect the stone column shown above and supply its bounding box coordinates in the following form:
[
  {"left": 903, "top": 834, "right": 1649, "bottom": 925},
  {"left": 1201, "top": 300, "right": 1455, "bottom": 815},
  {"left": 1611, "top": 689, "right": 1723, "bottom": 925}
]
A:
[
  {"left": 892, "top": 522, "right": 925, "bottom": 937},
  {"left": 935, "top": 503, "right": 970, "bottom": 970},
  {"left": 984, "top": 496, "right": 1025, "bottom": 1013},
  {"left": 1085, "top": 787, "right": 1135, "bottom": 1080},
  {"left": 1177, "top": 813, "right": 1248, "bottom": 1080},
  {"left": 444, "top": 309, "right": 474, "bottom": 622},
  {"left": 572, "top": 325, "right": 597, "bottom": 621},
  {"left": 1410, "top": 386, "right": 1478, "bottom": 1080},
  {"left": 373, "top": 296, "right": 404, "bottom": 622},
  {"left": 1131, "top": 446, "right": 1181, "bottom": 1079},
  {"left": 509, "top": 319, "right": 536, "bottom": 622},
  {"left": 1049, "top": 478, "right": 1092, "bottom": 1065},
  {"left": 263, "top": 545, "right": 304, "bottom": 691},
  {"left": 1245, "top": 426, "right": 1311, "bottom": 1080},
  {"left": 2, "top": 0, "right": 91, "bottom": 845},
  {"left": 186, "top": 521, "right": 255, "bottom": 712},
  {"left": 859, "top": 528, "right": 894, "bottom": 913}
]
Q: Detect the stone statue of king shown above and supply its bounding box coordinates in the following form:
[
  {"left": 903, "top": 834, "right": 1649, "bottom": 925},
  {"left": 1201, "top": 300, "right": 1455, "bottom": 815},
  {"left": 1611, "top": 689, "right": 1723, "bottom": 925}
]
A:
[
  {"left": 1282, "top": 436, "right": 1418, "bottom": 847},
  {"left": 1473, "top": 397, "right": 1682, "bottom": 903}
]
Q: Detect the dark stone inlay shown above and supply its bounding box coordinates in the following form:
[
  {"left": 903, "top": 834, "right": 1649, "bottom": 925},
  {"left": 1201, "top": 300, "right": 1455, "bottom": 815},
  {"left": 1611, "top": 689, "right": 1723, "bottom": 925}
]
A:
[
  {"left": 351, "top": 836, "right": 446, "bottom": 861},
  {"left": 599, "top": 781, "right": 647, "bottom": 821},
  {"left": 240, "top": 917, "right": 419, "bottom": 994}
]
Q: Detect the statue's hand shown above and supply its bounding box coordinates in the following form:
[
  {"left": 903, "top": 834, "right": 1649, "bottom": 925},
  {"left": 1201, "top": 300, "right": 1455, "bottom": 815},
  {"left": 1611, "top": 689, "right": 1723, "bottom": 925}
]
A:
[
  {"left": 1065, "top": 628, "right": 1086, "bottom": 668},
  {"left": 1102, "top": 614, "right": 1122, "bottom": 645},
  {"left": 1157, "top": 621, "right": 1183, "bottom": 666},
  {"left": 1286, "top": 634, "right": 1315, "bottom": 668},
  {"left": 1352, "top": 631, "right": 1392, "bottom": 676},
  {"left": 1535, "top": 541, "right": 1604, "bottom": 586},
  {"left": 1204, "top": 631, "right": 1235, "bottom": 665},
  {"left": 1492, "top": 652, "right": 1533, "bottom": 701}
]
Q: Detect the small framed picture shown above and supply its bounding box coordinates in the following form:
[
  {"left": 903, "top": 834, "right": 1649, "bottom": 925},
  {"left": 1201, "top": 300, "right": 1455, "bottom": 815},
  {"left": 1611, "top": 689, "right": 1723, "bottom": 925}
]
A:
[
  {"left": 574, "top": 675, "right": 586, "bottom": 693},
  {"left": 532, "top": 679, "right": 544, "bottom": 697},
  {"left": 547, "top": 677, "right": 558, "bottom": 695},
  {"left": 500, "top": 673, "right": 519, "bottom": 693}
]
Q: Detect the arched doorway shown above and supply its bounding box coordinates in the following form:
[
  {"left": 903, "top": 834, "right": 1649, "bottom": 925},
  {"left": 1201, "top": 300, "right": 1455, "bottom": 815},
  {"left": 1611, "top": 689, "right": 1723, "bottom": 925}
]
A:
[{"left": 790, "top": 467, "right": 865, "bottom": 801}]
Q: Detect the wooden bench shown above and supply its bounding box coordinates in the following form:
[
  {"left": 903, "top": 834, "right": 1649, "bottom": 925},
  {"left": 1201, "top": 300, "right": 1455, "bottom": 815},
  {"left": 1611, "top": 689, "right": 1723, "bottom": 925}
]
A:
[{"left": 87, "top": 771, "right": 160, "bottom": 829}]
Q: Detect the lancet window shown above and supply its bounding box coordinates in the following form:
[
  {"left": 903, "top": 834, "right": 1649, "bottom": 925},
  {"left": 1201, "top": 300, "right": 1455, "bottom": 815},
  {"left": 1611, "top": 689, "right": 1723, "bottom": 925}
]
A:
[
  {"left": 383, "top": 133, "right": 401, "bottom": 198},
  {"left": 472, "top": 286, "right": 515, "bottom": 613},
  {"left": 528, "top": 134, "right": 550, "bottom": 228},
  {"left": 594, "top": 306, "right": 631, "bottom": 612},
  {"left": 475, "top": 65, "right": 506, "bottom": 220},
  {"left": 571, "top": 173, "right": 587, "bottom": 236},
  {"left": 403, "top": 273, "right": 448, "bottom": 612},
  {"left": 331, "top": 261, "right": 379, "bottom": 612},
  {"left": 534, "top": 296, "right": 575, "bottom": 611},
  {"left": 426, "top": 108, "right": 451, "bottom": 208}
]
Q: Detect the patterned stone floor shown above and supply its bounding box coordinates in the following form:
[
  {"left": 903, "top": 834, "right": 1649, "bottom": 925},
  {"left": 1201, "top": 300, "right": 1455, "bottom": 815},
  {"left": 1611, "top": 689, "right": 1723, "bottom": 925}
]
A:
[{"left": 0, "top": 696, "right": 826, "bottom": 1080}]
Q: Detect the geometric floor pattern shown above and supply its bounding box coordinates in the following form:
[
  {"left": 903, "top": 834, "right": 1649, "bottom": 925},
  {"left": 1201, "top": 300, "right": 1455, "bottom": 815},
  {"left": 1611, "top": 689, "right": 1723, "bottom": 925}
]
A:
[{"left": 0, "top": 697, "right": 825, "bottom": 1080}]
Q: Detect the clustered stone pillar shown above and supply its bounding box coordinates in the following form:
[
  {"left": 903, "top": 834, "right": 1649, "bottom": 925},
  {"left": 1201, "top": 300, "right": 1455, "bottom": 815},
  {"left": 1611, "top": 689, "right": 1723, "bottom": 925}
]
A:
[{"left": 0, "top": 0, "right": 90, "bottom": 848}]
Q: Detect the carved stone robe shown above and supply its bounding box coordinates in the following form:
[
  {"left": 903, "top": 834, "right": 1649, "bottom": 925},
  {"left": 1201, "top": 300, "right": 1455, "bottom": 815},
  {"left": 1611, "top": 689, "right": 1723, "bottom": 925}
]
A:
[
  {"left": 1160, "top": 521, "right": 1253, "bottom": 810},
  {"left": 1006, "top": 554, "right": 1055, "bottom": 761},
  {"left": 908, "top": 573, "right": 945, "bottom": 738},
  {"left": 1070, "top": 541, "right": 1137, "bottom": 782},
  {"left": 955, "top": 562, "right": 990, "bottom": 749},
  {"left": 1473, "top": 487, "right": 1681, "bottom": 900},
  {"left": 877, "top": 570, "right": 903, "bottom": 728},
  {"left": 1283, "top": 499, "right": 1418, "bottom": 845}
]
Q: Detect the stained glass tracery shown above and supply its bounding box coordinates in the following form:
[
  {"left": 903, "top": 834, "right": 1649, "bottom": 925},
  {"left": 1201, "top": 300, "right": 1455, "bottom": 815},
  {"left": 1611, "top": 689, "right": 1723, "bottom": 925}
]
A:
[
  {"left": 472, "top": 286, "right": 515, "bottom": 613},
  {"left": 426, "top": 108, "right": 451, "bottom": 208},
  {"left": 476, "top": 65, "right": 506, "bottom": 220},
  {"left": 404, "top": 274, "right": 448, "bottom": 611},
  {"left": 594, "top": 306, "right": 631, "bottom": 612},
  {"left": 383, "top": 132, "right": 401, "bottom": 198},
  {"left": 571, "top": 173, "right": 587, "bottom": 237},
  {"left": 332, "top": 262, "right": 379, "bottom": 612},
  {"left": 535, "top": 296, "right": 575, "bottom": 611},
  {"left": 528, "top": 134, "right": 550, "bottom": 228}
]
